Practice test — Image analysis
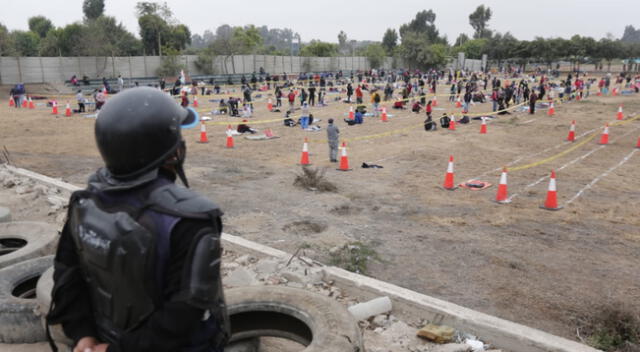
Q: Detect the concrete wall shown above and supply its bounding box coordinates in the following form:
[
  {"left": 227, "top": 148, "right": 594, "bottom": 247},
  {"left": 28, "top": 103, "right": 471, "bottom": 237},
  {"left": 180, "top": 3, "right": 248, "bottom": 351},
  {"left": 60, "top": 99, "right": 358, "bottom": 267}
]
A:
[{"left": 0, "top": 54, "right": 397, "bottom": 84}]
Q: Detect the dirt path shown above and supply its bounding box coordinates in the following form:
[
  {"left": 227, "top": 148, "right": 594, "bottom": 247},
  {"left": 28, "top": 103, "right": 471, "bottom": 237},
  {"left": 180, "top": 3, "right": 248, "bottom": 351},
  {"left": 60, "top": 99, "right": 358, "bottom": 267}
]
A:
[{"left": 1, "top": 84, "right": 639, "bottom": 341}]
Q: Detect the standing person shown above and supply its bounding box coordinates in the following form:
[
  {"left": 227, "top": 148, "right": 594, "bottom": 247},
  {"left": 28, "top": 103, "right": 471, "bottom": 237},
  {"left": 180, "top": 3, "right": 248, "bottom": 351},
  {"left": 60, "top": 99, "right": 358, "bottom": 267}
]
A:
[
  {"left": 46, "top": 87, "right": 230, "bottom": 352},
  {"left": 449, "top": 84, "right": 456, "bottom": 102},
  {"left": 529, "top": 91, "right": 538, "bottom": 114},
  {"left": 275, "top": 86, "right": 283, "bottom": 108},
  {"left": 159, "top": 78, "right": 166, "bottom": 91},
  {"left": 287, "top": 89, "right": 296, "bottom": 112},
  {"left": 491, "top": 88, "right": 498, "bottom": 112},
  {"left": 308, "top": 85, "right": 316, "bottom": 106},
  {"left": 76, "top": 90, "right": 86, "bottom": 113},
  {"left": 327, "top": 118, "right": 340, "bottom": 162},
  {"left": 117, "top": 75, "right": 124, "bottom": 92},
  {"left": 355, "top": 85, "right": 363, "bottom": 104},
  {"left": 243, "top": 85, "right": 253, "bottom": 109},
  {"left": 425, "top": 100, "right": 433, "bottom": 119},
  {"left": 299, "top": 88, "right": 308, "bottom": 105},
  {"left": 346, "top": 83, "right": 353, "bottom": 102},
  {"left": 372, "top": 91, "right": 381, "bottom": 117}
]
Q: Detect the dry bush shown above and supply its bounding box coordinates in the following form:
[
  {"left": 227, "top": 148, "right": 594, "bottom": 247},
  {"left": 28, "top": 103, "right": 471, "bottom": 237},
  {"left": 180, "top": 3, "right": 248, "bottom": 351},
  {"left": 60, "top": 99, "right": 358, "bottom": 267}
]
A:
[
  {"left": 579, "top": 303, "right": 640, "bottom": 352},
  {"left": 293, "top": 166, "right": 337, "bottom": 192}
]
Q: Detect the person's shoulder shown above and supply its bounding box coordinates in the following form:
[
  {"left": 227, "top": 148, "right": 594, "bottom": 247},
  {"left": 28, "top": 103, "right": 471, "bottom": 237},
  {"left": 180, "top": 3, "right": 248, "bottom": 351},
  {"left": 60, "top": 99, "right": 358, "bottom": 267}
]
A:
[{"left": 149, "top": 183, "right": 222, "bottom": 218}]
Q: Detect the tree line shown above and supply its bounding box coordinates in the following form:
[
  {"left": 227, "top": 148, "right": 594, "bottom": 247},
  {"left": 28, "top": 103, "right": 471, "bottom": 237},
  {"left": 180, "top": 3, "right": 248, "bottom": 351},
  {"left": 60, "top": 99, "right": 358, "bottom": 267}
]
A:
[{"left": 1, "top": 1, "right": 638, "bottom": 74}]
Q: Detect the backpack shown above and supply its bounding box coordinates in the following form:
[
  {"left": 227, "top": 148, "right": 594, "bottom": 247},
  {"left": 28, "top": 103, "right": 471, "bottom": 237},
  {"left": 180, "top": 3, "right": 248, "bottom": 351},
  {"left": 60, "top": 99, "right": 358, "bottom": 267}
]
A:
[
  {"left": 15, "top": 84, "right": 25, "bottom": 94},
  {"left": 459, "top": 115, "right": 470, "bottom": 124}
]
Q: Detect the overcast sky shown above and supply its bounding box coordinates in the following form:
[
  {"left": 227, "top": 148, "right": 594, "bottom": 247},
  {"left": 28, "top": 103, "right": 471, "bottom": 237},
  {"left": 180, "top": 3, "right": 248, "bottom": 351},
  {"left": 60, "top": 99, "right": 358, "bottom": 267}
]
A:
[{"left": 1, "top": 0, "right": 638, "bottom": 43}]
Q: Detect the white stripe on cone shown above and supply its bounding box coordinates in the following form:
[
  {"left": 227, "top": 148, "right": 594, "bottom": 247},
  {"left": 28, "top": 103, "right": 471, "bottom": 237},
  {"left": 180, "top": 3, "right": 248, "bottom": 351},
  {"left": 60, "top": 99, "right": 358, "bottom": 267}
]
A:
[{"left": 548, "top": 177, "right": 557, "bottom": 192}]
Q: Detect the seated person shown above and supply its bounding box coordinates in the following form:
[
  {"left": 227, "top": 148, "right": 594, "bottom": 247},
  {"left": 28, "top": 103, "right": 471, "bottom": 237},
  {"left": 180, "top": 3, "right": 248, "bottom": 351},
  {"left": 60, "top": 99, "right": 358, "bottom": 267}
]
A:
[
  {"left": 392, "top": 100, "right": 405, "bottom": 109},
  {"left": 411, "top": 101, "right": 422, "bottom": 113},
  {"left": 284, "top": 111, "right": 296, "bottom": 127},
  {"left": 439, "top": 113, "right": 450, "bottom": 128},
  {"left": 237, "top": 120, "right": 256, "bottom": 134},
  {"left": 218, "top": 99, "right": 228, "bottom": 114},
  {"left": 424, "top": 115, "right": 437, "bottom": 131},
  {"left": 354, "top": 110, "right": 363, "bottom": 124}
]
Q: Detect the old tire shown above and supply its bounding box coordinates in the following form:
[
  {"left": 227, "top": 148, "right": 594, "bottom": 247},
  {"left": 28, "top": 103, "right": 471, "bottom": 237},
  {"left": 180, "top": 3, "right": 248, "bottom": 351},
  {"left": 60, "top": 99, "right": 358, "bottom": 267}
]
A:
[
  {"left": 0, "top": 222, "right": 59, "bottom": 270},
  {"left": 0, "top": 256, "right": 53, "bottom": 343},
  {"left": 0, "top": 206, "right": 11, "bottom": 223},
  {"left": 226, "top": 286, "right": 364, "bottom": 352}
]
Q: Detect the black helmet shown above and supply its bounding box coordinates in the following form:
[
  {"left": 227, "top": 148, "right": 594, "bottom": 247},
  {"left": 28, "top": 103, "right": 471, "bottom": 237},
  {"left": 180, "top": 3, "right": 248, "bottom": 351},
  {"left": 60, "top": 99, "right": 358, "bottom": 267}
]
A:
[{"left": 95, "top": 87, "right": 196, "bottom": 183}]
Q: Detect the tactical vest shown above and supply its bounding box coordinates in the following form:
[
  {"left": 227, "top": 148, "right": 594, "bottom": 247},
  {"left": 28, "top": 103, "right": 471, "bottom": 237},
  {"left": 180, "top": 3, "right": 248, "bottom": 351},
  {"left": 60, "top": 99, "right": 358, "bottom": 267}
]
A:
[{"left": 68, "top": 176, "right": 229, "bottom": 350}]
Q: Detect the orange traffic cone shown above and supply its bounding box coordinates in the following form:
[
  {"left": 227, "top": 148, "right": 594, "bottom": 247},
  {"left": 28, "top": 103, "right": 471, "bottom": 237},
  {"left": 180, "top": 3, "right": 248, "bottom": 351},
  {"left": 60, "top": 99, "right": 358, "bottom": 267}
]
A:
[
  {"left": 9, "top": 97, "right": 15, "bottom": 107},
  {"left": 597, "top": 90, "right": 602, "bottom": 96},
  {"left": 264, "top": 128, "right": 274, "bottom": 138},
  {"left": 197, "top": 121, "right": 208, "bottom": 143},
  {"left": 348, "top": 106, "right": 354, "bottom": 120},
  {"left": 65, "top": 102, "right": 72, "bottom": 117},
  {"left": 636, "top": 136, "right": 640, "bottom": 149},
  {"left": 300, "top": 138, "right": 310, "bottom": 165},
  {"left": 337, "top": 142, "right": 351, "bottom": 171},
  {"left": 381, "top": 107, "right": 388, "bottom": 122},
  {"left": 51, "top": 101, "right": 58, "bottom": 115},
  {"left": 612, "top": 88, "right": 618, "bottom": 96},
  {"left": 455, "top": 96, "right": 462, "bottom": 108},
  {"left": 448, "top": 115, "right": 456, "bottom": 131},
  {"left": 547, "top": 102, "right": 555, "bottom": 116},
  {"left": 598, "top": 124, "right": 609, "bottom": 145},
  {"left": 617, "top": 105, "right": 624, "bottom": 120},
  {"left": 541, "top": 170, "right": 562, "bottom": 210},
  {"left": 193, "top": 96, "right": 199, "bottom": 108},
  {"left": 21, "top": 97, "right": 28, "bottom": 108},
  {"left": 267, "top": 98, "right": 273, "bottom": 112},
  {"left": 495, "top": 167, "right": 510, "bottom": 204},
  {"left": 443, "top": 155, "right": 456, "bottom": 190},
  {"left": 479, "top": 117, "right": 487, "bottom": 134},
  {"left": 226, "top": 125, "right": 234, "bottom": 148},
  {"left": 567, "top": 120, "right": 576, "bottom": 142},
  {"left": 432, "top": 95, "right": 438, "bottom": 107},
  {"left": 28, "top": 97, "right": 35, "bottom": 109}
]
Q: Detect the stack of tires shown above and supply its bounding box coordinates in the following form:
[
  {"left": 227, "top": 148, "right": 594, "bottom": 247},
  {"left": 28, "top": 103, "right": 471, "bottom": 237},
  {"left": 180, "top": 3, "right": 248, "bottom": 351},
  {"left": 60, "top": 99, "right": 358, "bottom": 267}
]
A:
[
  {"left": 0, "top": 210, "right": 365, "bottom": 352},
  {"left": 0, "top": 218, "right": 60, "bottom": 345}
]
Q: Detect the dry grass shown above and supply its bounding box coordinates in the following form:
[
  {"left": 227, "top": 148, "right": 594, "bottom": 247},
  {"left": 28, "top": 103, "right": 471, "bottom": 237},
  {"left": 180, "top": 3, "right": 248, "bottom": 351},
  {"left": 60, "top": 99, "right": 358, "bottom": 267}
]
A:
[{"left": 293, "top": 166, "right": 337, "bottom": 192}]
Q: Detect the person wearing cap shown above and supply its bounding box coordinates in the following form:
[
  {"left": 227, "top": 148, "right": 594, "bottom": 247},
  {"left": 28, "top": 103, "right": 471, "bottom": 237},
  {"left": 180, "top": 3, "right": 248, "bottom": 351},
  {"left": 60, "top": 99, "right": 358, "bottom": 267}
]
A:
[
  {"left": 327, "top": 118, "right": 340, "bottom": 162},
  {"left": 46, "top": 87, "right": 229, "bottom": 352}
]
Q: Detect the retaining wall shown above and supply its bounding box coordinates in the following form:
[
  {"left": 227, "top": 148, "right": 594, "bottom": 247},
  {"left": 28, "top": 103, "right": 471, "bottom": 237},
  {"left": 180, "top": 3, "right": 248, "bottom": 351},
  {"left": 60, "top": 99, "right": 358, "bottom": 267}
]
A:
[{"left": 0, "top": 55, "right": 396, "bottom": 84}]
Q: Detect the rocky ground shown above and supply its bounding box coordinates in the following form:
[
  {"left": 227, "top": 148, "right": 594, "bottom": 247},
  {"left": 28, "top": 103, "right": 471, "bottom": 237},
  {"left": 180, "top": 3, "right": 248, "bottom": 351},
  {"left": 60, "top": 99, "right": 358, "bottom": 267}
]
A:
[{"left": 0, "top": 165, "right": 501, "bottom": 352}]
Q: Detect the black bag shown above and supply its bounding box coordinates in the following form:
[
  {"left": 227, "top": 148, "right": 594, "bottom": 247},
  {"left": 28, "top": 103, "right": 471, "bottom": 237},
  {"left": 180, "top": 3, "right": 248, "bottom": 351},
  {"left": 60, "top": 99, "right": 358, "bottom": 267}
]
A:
[
  {"left": 424, "top": 120, "right": 436, "bottom": 131},
  {"left": 459, "top": 115, "right": 470, "bottom": 124}
]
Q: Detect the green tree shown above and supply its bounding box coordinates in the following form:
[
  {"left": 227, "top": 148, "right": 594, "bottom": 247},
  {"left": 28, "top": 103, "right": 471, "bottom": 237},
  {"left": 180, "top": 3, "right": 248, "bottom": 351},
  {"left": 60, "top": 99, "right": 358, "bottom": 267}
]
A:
[
  {"left": 136, "top": 2, "right": 190, "bottom": 56},
  {"left": 0, "top": 23, "right": 9, "bottom": 56},
  {"left": 454, "top": 33, "right": 470, "bottom": 47},
  {"left": 399, "top": 10, "right": 445, "bottom": 44},
  {"left": 469, "top": 5, "right": 492, "bottom": 39},
  {"left": 382, "top": 28, "right": 398, "bottom": 55},
  {"left": 28, "top": 16, "right": 53, "bottom": 38},
  {"left": 453, "top": 38, "right": 487, "bottom": 59},
  {"left": 362, "top": 43, "right": 386, "bottom": 68},
  {"left": 597, "top": 38, "right": 622, "bottom": 71},
  {"left": 399, "top": 32, "right": 445, "bottom": 69},
  {"left": 156, "top": 46, "right": 184, "bottom": 76},
  {"left": 231, "top": 25, "right": 263, "bottom": 54},
  {"left": 83, "top": 0, "right": 105, "bottom": 21},
  {"left": 300, "top": 40, "right": 338, "bottom": 57},
  {"left": 9, "top": 30, "right": 40, "bottom": 56}
]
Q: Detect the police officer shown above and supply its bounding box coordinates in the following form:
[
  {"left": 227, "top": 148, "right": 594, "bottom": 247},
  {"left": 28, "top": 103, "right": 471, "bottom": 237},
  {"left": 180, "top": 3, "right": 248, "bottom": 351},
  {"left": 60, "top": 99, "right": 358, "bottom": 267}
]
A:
[{"left": 47, "top": 87, "right": 229, "bottom": 352}]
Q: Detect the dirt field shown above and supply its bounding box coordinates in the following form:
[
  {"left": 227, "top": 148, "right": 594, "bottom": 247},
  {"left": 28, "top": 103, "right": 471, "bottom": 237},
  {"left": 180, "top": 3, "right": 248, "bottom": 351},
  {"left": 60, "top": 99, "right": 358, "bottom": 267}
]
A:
[{"left": 1, "top": 82, "right": 639, "bottom": 343}]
